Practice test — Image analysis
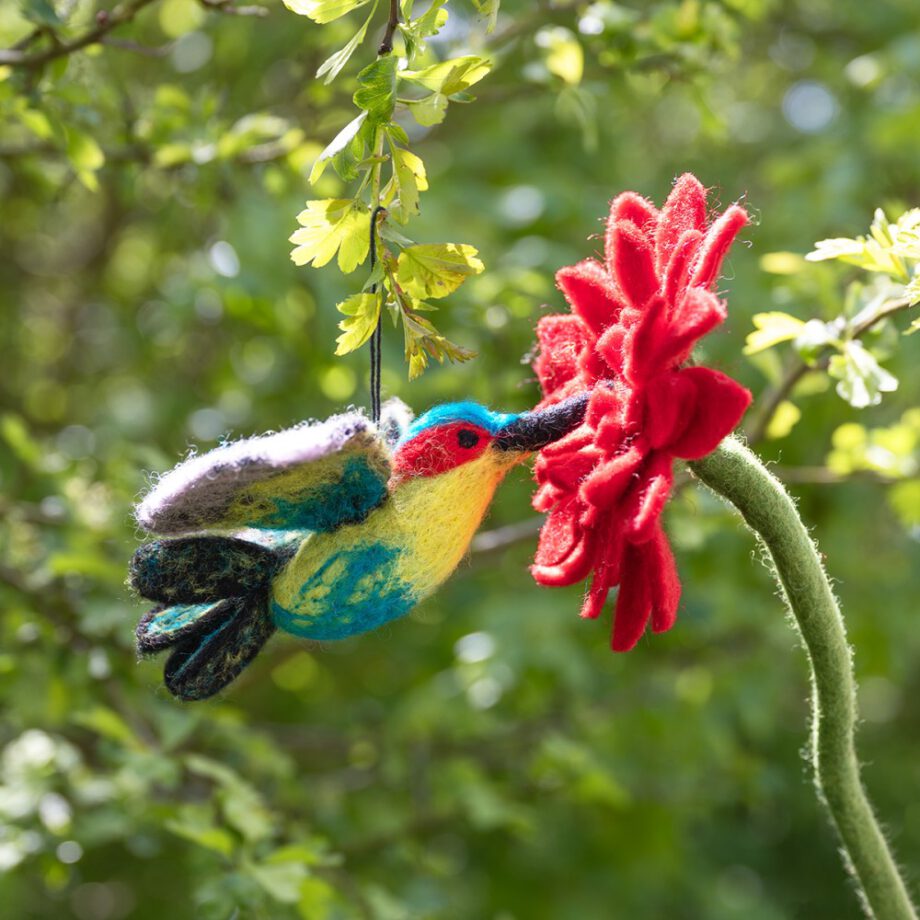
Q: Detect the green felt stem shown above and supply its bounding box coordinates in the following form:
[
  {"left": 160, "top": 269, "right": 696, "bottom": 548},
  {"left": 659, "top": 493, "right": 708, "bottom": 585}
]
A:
[{"left": 689, "top": 436, "right": 917, "bottom": 920}]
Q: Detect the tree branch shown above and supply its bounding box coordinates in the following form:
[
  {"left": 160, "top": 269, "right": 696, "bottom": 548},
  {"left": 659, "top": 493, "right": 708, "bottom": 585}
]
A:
[
  {"left": 0, "top": 0, "right": 162, "bottom": 68},
  {"left": 377, "top": 0, "right": 400, "bottom": 55},
  {"left": 746, "top": 295, "right": 916, "bottom": 446}
]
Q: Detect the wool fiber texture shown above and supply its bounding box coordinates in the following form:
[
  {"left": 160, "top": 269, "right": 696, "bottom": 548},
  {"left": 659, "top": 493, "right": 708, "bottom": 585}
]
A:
[
  {"left": 530, "top": 174, "right": 752, "bottom": 650},
  {"left": 136, "top": 410, "right": 392, "bottom": 535}
]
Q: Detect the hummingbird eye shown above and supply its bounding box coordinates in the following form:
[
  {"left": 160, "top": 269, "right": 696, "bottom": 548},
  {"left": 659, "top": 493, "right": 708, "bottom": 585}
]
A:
[{"left": 457, "top": 429, "right": 480, "bottom": 449}]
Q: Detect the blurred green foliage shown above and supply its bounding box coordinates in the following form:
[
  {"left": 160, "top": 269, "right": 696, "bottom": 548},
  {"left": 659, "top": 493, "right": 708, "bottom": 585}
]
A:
[{"left": 1, "top": 0, "right": 920, "bottom": 918}]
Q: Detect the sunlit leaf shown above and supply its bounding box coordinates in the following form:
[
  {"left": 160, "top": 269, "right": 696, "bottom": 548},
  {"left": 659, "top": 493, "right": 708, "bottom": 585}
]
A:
[
  {"left": 388, "top": 145, "right": 428, "bottom": 222},
  {"left": 827, "top": 341, "right": 898, "bottom": 408},
  {"left": 282, "top": 0, "right": 372, "bottom": 24},
  {"left": 309, "top": 112, "right": 367, "bottom": 184},
  {"left": 744, "top": 312, "right": 806, "bottom": 355},
  {"left": 406, "top": 92, "right": 448, "bottom": 126},
  {"left": 396, "top": 243, "right": 484, "bottom": 299},
  {"left": 400, "top": 55, "right": 492, "bottom": 95},
  {"left": 539, "top": 27, "right": 584, "bottom": 85},
  {"left": 316, "top": 2, "right": 378, "bottom": 84},
  {"left": 290, "top": 199, "right": 370, "bottom": 272},
  {"left": 334, "top": 293, "right": 380, "bottom": 354},
  {"left": 766, "top": 400, "right": 801, "bottom": 440}
]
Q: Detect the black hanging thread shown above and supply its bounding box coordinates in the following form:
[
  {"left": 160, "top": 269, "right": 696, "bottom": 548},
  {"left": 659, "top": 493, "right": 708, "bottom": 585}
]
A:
[{"left": 369, "top": 205, "right": 385, "bottom": 423}]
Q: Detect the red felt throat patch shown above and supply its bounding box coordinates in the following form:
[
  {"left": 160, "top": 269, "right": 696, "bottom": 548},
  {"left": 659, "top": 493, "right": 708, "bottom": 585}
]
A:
[{"left": 530, "top": 174, "right": 752, "bottom": 651}]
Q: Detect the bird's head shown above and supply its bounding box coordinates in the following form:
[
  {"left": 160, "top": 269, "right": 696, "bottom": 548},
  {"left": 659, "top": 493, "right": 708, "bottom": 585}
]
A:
[{"left": 390, "top": 393, "right": 587, "bottom": 487}]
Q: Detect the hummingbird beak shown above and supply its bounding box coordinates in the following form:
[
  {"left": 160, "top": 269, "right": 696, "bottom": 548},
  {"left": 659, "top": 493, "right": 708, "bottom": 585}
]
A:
[{"left": 493, "top": 392, "right": 589, "bottom": 454}]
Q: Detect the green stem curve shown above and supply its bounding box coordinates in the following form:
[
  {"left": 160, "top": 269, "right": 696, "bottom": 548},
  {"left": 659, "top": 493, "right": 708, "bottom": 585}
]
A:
[{"left": 689, "top": 436, "right": 917, "bottom": 920}]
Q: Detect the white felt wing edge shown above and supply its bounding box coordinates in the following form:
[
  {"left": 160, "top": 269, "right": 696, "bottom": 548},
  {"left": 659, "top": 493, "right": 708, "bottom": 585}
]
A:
[{"left": 136, "top": 409, "right": 387, "bottom": 534}]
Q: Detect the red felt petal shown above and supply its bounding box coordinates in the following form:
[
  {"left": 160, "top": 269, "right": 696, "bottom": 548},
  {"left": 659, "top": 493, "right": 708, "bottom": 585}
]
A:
[
  {"left": 557, "top": 260, "right": 626, "bottom": 335},
  {"left": 539, "top": 424, "right": 596, "bottom": 460},
  {"left": 623, "top": 295, "right": 669, "bottom": 383},
  {"left": 648, "top": 525, "right": 680, "bottom": 634},
  {"left": 668, "top": 367, "right": 752, "bottom": 460},
  {"left": 644, "top": 371, "right": 697, "bottom": 450},
  {"left": 595, "top": 324, "right": 628, "bottom": 376},
  {"left": 656, "top": 288, "right": 726, "bottom": 369},
  {"left": 655, "top": 174, "right": 707, "bottom": 273},
  {"left": 580, "top": 444, "right": 646, "bottom": 508},
  {"left": 610, "top": 222, "right": 660, "bottom": 309},
  {"left": 622, "top": 452, "right": 674, "bottom": 543},
  {"left": 607, "top": 192, "right": 658, "bottom": 241},
  {"left": 533, "top": 314, "right": 591, "bottom": 398},
  {"left": 611, "top": 544, "right": 652, "bottom": 651},
  {"left": 692, "top": 204, "right": 749, "bottom": 289},
  {"left": 542, "top": 445, "right": 603, "bottom": 491},
  {"left": 532, "top": 499, "right": 596, "bottom": 586},
  {"left": 662, "top": 229, "right": 703, "bottom": 309},
  {"left": 585, "top": 385, "right": 626, "bottom": 430}
]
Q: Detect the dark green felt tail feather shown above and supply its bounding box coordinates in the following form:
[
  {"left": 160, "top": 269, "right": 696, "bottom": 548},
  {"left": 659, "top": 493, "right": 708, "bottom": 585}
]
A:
[
  {"left": 130, "top": 535, "right": 284, "bottom": 605},
  {"left": 132, "top": 534, "right": 283, "bottom": 701},
  {"left": 137, "top": 593, "right": 276, "bottom": 701}
]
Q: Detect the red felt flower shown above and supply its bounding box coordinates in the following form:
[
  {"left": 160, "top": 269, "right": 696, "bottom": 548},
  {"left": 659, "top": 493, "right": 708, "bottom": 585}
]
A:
[{"left": 531, "top": 174, "right": 752, "bottom": 650}]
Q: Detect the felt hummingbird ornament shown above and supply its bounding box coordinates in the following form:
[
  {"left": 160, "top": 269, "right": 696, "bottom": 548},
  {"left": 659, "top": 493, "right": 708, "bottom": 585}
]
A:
[
  {"left": 130, "top": 395, "right": 587, "bottom": 700},
  {"left": 131, "top": 173, "right": 751, "bottom": 701}
]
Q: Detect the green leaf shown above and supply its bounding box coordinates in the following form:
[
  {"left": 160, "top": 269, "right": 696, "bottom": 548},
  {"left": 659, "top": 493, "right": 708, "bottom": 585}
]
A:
[
  {"left": 1, "top": 414, "right": 42, "bottom": 467},
  {"left": 471, "top": 0, "right": 499, "bottom": 32},
  {"left": 415, "top": 0, "right": 448, "bottom": 37},
  {"left": 828, "top": 341, "right": 898, "bottom": 408},
  {"left": 396, "top": 243, "right": 484, "bottom": 299},
  {"left": 334, "top": 293, "right": 381, "bottom": 355},
  {"left": 282, "top": 0, "right": 372, "bottom": 24},
  {"left": 400, "top": 55, "right": 492, "bottom": 95},
  {"left": 889, "top": 480, "right": 920, "bottom": 529},
  {"left": 186, "top": 755, "right": 274, "bottom": 843},
  {"left": 406, "top": 92, "right": 448, "bottom": 126},
  {"left": 354, "top": 56, "right": 398, "bottom": 126},
  {"left": 73, "top": 707, "right": 143, "bottom": 751},
  {"left": 388, "top": 145, "right": 428, "bottom": 222},
  {"left": 20, "top": 0, "right": 62, "bottom": 27},
  {"left": 316, "top": 2, "right": 378, "bottom": 84},
  {"left": 744, "top": 312, "right": 806, "bottom": 355},
  {"left": 759, "top": 251, "right": 808, "bottom": 275},
  {"left": 290, "top": 199, "right": 370, "bottom": 273},
  {"left": 247, "top": 860, "right": 308, "bottom": 904},
  {"left": 65, "top": 128, "right": 105, "bottom": 192},
  {"left": 165, "top": 805, "right": 236, "bottom": 857},
  {"left": 401, "top": 310, "right": 475, "bottom": 380},
  {"left": 765, "top": 400, "right": 802, "bottom": 440},
  {"left": 540, "top": 27, "right": 584, "bottom": 85},
  {"left": 309, "top": 112, "right": 367, "bottom": 184},
  {"left": 806, "top": 210, "right": 909, "bottom": 280}
]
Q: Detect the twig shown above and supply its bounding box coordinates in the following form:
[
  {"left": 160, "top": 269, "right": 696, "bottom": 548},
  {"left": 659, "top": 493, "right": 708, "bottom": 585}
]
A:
[
  {"left": 0, "top": 0, "right": 162, "bottom": 68},
  {"left": 100, "top": 36, "right": 175, "bottom": 57},
  {"left": 378, "top": 0, "right": 400, "bottom": 55},
  {"left": 745, "top": 359, "right": 810, "bottom": 445},
  {"left": 471, "top": 517, "right": 542, "bottom": 553},
  {"left": 197, "top": 0, "right": 269, "bottom": 16},
  {"left": 746, "top": 295, "right": 916, "bottom": 446}
]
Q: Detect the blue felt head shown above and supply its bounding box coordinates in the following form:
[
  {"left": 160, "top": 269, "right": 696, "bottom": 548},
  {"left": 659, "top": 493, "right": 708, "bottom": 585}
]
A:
[{"left": 400, "top": 402, "right": 519, "bottom": 444}]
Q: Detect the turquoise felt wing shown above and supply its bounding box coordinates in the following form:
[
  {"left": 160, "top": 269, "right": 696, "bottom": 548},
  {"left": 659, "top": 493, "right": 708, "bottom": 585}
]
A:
[{"left": 136, "top": 400, "right": 412, "bottom": 536}]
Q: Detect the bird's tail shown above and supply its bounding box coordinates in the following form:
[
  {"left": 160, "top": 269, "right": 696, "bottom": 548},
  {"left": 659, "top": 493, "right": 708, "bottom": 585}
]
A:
[{"left": 129, "top": 535, "right": 293, "bottom": 701}]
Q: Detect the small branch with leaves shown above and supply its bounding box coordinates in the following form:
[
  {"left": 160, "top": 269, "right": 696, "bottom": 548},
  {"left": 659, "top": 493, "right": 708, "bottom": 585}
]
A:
[
  {"left": 284, "top": 0, "right": 496, "bottom": 382},
  {"left": 745, "top": 207, "right": 920, "bottom": 443}
]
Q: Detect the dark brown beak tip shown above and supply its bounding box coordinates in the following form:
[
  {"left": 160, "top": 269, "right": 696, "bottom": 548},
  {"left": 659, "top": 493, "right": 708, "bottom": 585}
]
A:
[{"left": 494, "top": 392, "right": 589, "bottom": 453}]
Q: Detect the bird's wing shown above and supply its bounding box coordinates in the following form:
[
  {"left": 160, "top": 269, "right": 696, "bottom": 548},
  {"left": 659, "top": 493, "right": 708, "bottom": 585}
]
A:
[{"left": 136, "top": 410, "right": 396, "bottom": 535}]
